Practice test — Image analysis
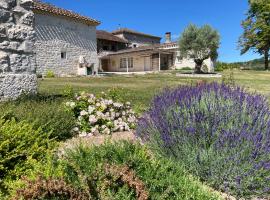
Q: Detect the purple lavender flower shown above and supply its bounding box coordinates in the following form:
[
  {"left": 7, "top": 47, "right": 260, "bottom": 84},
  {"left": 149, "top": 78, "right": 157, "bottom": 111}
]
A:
[{"left": 136, "top": 82, "right": 270, "bottom": 198}]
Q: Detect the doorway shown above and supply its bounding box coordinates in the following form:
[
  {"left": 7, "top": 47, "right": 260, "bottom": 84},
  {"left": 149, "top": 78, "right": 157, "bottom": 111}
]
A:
[
  {"left": 101, "top": 59, "right": 109, "bottom": 72},
  {"left": 144, "top": 57, "right": 151, "bottom": 71}
]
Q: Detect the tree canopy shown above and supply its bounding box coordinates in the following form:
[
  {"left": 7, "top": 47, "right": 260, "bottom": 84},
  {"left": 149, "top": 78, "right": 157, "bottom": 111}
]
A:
[
  {"left": 239, "top": 0, "right": 270, "bottom": 70},
  {"left": 179, "top": 24, "right": 220, "bottom": 73}
]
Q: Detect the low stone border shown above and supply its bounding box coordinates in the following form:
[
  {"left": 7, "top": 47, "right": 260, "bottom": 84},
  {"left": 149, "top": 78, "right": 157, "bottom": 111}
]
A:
[
  {"left": 57, "top": 132, "right": 138, "bottom": 157},
  {"left": 176, "top": 73, "right": 222, "bottom": 78}
]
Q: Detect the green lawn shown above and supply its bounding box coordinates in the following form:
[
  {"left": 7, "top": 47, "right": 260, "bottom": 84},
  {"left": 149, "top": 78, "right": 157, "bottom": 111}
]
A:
[{"left": 38, "top": 69, "right": 270, "bottom": 112}]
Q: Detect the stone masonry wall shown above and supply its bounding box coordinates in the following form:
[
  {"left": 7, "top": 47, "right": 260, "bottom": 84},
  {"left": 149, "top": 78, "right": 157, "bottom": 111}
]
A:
[
  {"left": 0, "top": 0, "right": 37, "bottom": 100},
  {"left": 34, "top": 13, "right": 98, "bottom": 76}
]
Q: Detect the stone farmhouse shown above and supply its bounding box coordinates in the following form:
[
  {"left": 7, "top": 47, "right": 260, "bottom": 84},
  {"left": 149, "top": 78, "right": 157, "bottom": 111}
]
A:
[
  {"left": 32, "top": 1, "right": 214, "bottom": 76},
  {"left": 32, "top": 0, "right": 100, "bottom": 76},
  {"left": 98, "top": 30, "right": 214, "bottom": 73}
]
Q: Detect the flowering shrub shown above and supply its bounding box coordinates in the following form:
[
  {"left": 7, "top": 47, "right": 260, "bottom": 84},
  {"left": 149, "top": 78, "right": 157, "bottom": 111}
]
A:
[
  {"left": 136, "top": 83, "right": 270, "bottom": 198},
  {"left": 66, "top": 92, "right": 137, "bottom": 136}
]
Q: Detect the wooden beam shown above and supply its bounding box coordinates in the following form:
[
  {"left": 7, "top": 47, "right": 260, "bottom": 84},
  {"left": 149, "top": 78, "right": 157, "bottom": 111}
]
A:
[
  {"left": 126, "top": 58, "right": 129, "bottom": 73},
  {"left": 159, "top": 52, "right": 161, "bottom": 71}
]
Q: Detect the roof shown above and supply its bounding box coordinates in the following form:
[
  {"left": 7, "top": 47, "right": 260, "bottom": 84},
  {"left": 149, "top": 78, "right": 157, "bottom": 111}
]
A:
[
  {"left": 107, "top": 44, "right": 162, "bottom": 56},
  {"left": 32, "top": 0, "right": 100, "bottom": 26},
  {"left": 96, "top": 30, "right": 128, "bottom": 43},
  {"left": 105, "top": 42, "right": 178, "bottom": 57},
  {"left": 111, "top": 28, "right": 162, "bottom": 39}
]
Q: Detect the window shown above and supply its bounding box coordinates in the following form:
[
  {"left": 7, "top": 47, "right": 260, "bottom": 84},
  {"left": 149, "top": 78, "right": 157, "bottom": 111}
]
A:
[
  {"left": 61, "top": 51, "right": 67, "bottom": 59},
  {"left": 120, "top": 58, "right": 127, "bottom": 68},
  {"left": 111, "top": 45, "right": 116, "bottom": 51},
  {"left": 103, "top": 46, "right": 109, "bottom": 51},
  {"left": 128, "top": 57, "right": 133, "bottom": 68},
  {"left": 120, "top": 58, "right": 133, "bottom": 69}
]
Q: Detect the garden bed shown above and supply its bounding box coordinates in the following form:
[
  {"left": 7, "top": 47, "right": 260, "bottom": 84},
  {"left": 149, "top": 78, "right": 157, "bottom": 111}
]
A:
[{"left": 176, "top": 72, "right": 222, "bottom": 78}]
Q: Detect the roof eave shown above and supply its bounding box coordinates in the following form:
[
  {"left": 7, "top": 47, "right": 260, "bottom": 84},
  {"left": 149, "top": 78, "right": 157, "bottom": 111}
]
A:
[
  {"left": 112, "top": 30, "right": 161, "bottom": 40},
  {"left": 33, "top": 9, "right": 101, "bottom": 26}
]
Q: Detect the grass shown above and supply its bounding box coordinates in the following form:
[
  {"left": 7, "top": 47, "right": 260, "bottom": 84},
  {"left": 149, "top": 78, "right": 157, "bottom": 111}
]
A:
[
  {"left": 38, "top": 73, "right": 213, "bottom": 112},
  {"left": 38, "top": 69, "right": 270, "bottom": 112}
]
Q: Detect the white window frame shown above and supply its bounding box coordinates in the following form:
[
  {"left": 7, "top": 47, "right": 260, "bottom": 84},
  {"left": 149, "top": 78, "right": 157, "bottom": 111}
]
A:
[
  {"left": 120, "top": 58, "right": 127, "bottom": 68},
  {"left": 128, "top": 57, "right": 133, "bottom": 68},
  {"left": 120, "top": 57, "right": 133, "bottom": 69}
]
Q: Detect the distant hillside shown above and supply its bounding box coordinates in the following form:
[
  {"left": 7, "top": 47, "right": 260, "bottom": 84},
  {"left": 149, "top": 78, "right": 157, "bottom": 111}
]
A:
[
  {"left": 217, "top": 57, "right": 265, "bottom": 70},
  {"left": 231, "top": 57, "right": 264, "bottom": 69}
]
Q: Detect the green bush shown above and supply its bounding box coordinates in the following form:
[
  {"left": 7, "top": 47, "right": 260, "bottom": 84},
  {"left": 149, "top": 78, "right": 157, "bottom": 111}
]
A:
[
  {"left": 0, "top": 95, "right": 76, "bottom": 141},
  {"left": 180, "top": 67, "right": 193, "bottom": 70},
  {"left": 0, "top": 118, "right": 56, "bottom": 195},
  {"left": 215, "top": 62, "right": 224, "bottom": 71},
  {"left": 45, "top": 70, "right": 55, "bottom": 78},
  {"left": 13, "top": 142, "right": 221, "bottom": 200}
]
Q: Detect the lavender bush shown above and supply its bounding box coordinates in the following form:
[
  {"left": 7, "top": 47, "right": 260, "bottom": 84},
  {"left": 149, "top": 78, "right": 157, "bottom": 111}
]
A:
[{"left": 136, "top": 83, "right": 270, "bottom": 198}]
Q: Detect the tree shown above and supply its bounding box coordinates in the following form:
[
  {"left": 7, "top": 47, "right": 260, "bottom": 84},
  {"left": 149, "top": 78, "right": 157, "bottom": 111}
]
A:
[
  {"left": 178, "top": 24, "right": 220, "bottom": 73},
  {"left": 239, "top": 0, "right": 270, "bottom": 70}
]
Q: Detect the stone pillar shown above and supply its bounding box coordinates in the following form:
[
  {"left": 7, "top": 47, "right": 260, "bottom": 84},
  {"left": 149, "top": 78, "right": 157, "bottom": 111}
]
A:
[{"left": 0, "top": 0, "right": 37, "bottom": 101}]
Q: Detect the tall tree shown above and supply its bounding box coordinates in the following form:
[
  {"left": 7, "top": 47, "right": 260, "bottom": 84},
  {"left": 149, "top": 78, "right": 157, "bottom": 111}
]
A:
[
  {"left": 179, "top": 24, "right": 220, "bottom": 73},
  {"left": 239, "top": 0, "right": 270, "bottom": 70}
]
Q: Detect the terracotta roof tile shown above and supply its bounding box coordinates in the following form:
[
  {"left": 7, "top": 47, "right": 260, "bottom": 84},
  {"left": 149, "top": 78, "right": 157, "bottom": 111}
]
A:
[
  {"left": 96, "top": 30, "right": 128, "bottom": 43},
  {"left": 32, "top": 0, "right": 100, "bottom": 26},
  {"left": 111, "top": 28, "right": 161, "bottom": 39}
]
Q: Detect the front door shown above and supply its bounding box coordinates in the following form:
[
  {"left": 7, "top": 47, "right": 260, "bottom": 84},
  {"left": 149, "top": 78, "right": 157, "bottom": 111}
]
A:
[
  {"left": 101, "top": 59, "right": 109, "bottom": 71},
  {"left": 144, "top": 57, "right": 151, "bottom": 71},
  {"left": 87, "top": 67, "right": 92, "bottom": 75}
]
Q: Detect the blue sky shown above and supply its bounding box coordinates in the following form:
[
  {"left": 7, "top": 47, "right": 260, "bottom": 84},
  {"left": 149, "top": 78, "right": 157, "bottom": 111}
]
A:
[{"left": 44, "top": 0, "right": 261, "bottom": 62}]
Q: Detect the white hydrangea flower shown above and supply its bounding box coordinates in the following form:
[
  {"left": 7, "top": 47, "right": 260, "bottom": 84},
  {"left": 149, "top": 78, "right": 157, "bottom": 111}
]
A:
[
  {"left": 79, "top": 132, "right": 87, "bottom": 137},
  {"left": 96, "top": 111, "right": 104, "bottom": 118},
  {"left": 89, "top": 115, "right": 97, "bottom": 124},
  {"left": 80, "top": 110, "right": 88, "bottom": 116},
  {"left": 128, "top": 116, "right": 136, "bottom": 123},
  {"left": 108, "top": 99, "right": 113, "bottom": 105},
  {"left": 118, "top": 118, "right": 123, "bottom": 122},
  {"left": 113, "top": 103, "right": 123, "bottom": 108},
  {"left": 91, "top": 126, "right": 99, "bottom": 135},
  {"left": 88, "top": 106, "right": 95, "bottom": 114},
  {"left": 96, "top": 102, "right": 101, "bottom": 107},
  {"left": 102, "top": 128, "right": 110, "bottom": 135},
  {"left": 66, "top": 101, "right": 76, "bottom": 108},
  {"left": 72, "top": 127, "right": 79, "bottom": 132},
  {"left": 101, "top": 125, "right": 107, "bottom": 129}
]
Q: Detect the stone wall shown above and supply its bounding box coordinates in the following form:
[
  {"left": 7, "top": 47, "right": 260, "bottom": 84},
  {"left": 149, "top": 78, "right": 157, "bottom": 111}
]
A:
[
  {"left": 34, "top": 13, "right": 99, "bottom": 76},
  {"left": 0, "top": 0, "right": 37, "bottom": 100}
]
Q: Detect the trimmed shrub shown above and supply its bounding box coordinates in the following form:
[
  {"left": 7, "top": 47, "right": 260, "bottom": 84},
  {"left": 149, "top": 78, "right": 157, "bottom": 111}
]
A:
[
  {"left": 136, "top": 83, "right": 270, "bottom": 198},
  {"left": 0, "top": 118, "right": 56, "bottom": 195},
  {"left": 66, "top": 92, "right": 137, "bottom": 136},
  {"left": 45, "top": 70, "right": 55, "bottom": 78},
  {"left": 13, "top": 142, "right": 220, "bottom": 200},
  {"left": 181, "top": 67, "right": 193, "bottom": 71}
]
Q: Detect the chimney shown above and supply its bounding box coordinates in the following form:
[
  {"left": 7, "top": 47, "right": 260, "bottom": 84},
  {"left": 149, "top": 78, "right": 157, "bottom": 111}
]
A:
[{"left": 165, "top": 32, "right": 171, "bottom": 43}]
